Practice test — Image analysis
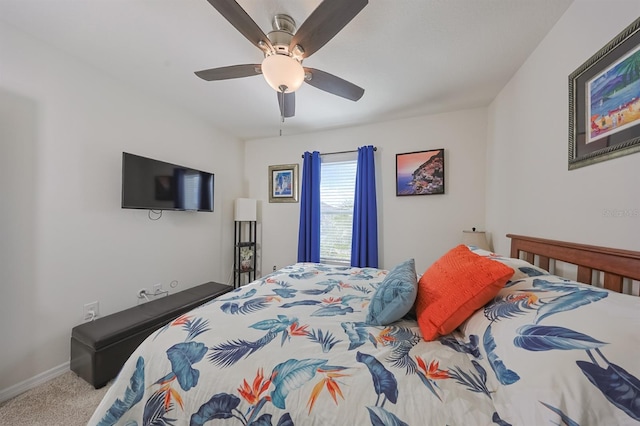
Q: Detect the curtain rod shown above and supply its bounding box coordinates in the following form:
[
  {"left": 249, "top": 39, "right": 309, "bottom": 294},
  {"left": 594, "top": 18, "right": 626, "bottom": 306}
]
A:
[{"left": 301, "top": 146, "right": 377, "bottom": 158}]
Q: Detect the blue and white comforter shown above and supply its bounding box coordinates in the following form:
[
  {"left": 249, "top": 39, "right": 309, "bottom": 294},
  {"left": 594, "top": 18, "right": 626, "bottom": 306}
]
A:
[{"left": 89, "top": 258, "right": 640, "bottom": 425}]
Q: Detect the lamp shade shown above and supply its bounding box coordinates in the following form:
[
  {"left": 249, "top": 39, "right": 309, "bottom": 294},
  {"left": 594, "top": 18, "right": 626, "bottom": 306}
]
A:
[
  {"left": 261, "top": 54, "right": 304, "bottom": 93},
  {"left": 462, "top": 230, "right": 491, "bottom": 251},
  {"left": 235, "top": 198, "right": 257, "bottom": 222}
]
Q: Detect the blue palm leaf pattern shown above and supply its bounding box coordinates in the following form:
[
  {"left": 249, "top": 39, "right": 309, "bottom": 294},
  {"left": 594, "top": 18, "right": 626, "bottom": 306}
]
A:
[
  {"left": 183, "top": 317, "right": 210, "bottom": 341},
  {"left": 142, "top": 390, "right": 176, "bottom": 426},
  {"left": 504, "top": 279, "right": 525, "bottom": 288},
  {"left": 311, "top": 305, "right": 354, "bottom": 316},
  {"left": 307, "top": 328, "right": 341, "bottom": 352},
  {"left": 190, "top": 393, "right": 241, "bottom": 426},
  {"left": 484, "top": 293, "right": 538, "bottom": 322},
  {"left": 357, "top": 352, "right": 399, "bottom": 405},
  {"left": 366, "top": 406, "right": 408, "bottom": 426},
  {"left": 347, "top": 271, "right": 378, "bottom": 280},
  {"left": 340, "top": 294, "right": 369, "bottom": 305},
  {"left": 220, "top": 297, "right": 271, "bottom": 315},
  {"left": 439, "top": 334, "right": 481, "bottom": 359},
  {"left": 208, "top": 330, "right": 278, "bottom": 367},
  {"left": 577, "top": 350, "right": 640, "bottom": 421},
  {"left": 342, "top": 322, "right": 369, "bottom": 350},
  {"left": 97, "top": 356, "right": 145, "bottom": 426},
  {"left": 300, "top": 288, "right": 333, "bottom": 295},
  {"left": 280, "top": 300, "right": 322, "bottom": 308},
  {"left": 539, "top": 401, "right": 580, "bottom": 426},
  {"left": 514, "top": 325, "right": 607, "bottom": 351},
  {"left": 484, "top": 325, "right": 520, "bottom": 385},
  {"left": 166, "top": 341, "right": 207, "bottom": 391},
  {"left": 270, "top": 358, "right": 328, "bottom": 409},
  {"left": 289, "top": 272, "right": 318, "bottom": 280},
  {"left": 535, "top": 288, "right": 607, "bottom": 324},
  {"left": 518, "top": 266, "right": 547, "bottom": 277},
  {"left": 492, "top": 412, "right": 513, "bottom": 426},
  {"left": 272, "top": 288, "right": 297, "bottom": 298},
  {"left": 276, "top": 413, "right": 294, "bottom": 426},
  {"left": 251, "top": 315, "right": 296, "bottom": 332},
  {"left": 531, "top": 278, "right": 584, "bottom": 293},
  {"left": 448, "top": 360, "right": 491, "bottom": 397},
  {"left": 218, "top": 288, "right": 257, "bottom": 301},
  {"left": 351, "top": 284, "right": 373, "bottom": 294},
  {"left": 386, "top": 327, "right": 421, "bottom": 374},
  {"left": 249, "top": 413, "right": 273, "bottom": 426}
]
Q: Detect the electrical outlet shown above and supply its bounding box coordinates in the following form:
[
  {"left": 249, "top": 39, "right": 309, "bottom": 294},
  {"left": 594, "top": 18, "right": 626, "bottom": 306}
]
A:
[
  {"left": 83, "top": 301, "right": 99, "bottom": 321},
  {"left": 153, "top": 283, "right": 162, "bottom": 294},
  {"left": 273, "top": 265, "right": 276, "bottom": 271}
]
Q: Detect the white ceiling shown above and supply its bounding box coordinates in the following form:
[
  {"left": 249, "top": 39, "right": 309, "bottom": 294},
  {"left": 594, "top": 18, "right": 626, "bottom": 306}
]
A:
[{"left": 0, "top": 0, "right": 573, "bottom": 141}]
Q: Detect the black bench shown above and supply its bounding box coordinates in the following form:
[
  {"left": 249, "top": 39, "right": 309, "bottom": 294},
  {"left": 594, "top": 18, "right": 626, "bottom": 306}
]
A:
[{"left": 70, "top": 281, "right": 232, "bottom": 388}]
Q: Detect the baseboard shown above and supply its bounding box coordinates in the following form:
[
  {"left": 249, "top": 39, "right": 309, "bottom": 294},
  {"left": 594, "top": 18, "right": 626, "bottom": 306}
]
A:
[{"left": 0, "top": 361, "right": 70, "bottom": 404}]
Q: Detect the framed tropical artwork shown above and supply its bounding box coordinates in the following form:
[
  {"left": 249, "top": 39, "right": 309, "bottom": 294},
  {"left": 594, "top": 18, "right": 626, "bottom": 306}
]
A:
[{"left": 569, "top": 16, "right": 640, "bottom": 169}]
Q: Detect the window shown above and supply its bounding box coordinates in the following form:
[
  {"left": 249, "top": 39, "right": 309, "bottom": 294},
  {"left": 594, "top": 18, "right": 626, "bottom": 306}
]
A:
[{"left": 320, "top": 158, "right": 357, "bottom": 264}]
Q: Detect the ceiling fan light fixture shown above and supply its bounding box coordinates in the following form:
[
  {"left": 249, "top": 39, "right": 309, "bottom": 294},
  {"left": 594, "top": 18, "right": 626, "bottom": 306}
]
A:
[{"left": 261, "top": 54, "right": 304, "bottom": 93}]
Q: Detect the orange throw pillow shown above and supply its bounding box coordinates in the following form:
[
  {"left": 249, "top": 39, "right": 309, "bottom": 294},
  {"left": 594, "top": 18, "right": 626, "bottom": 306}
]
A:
[{"left": 415, "top": 244, "right": 513, "bottom": 341}]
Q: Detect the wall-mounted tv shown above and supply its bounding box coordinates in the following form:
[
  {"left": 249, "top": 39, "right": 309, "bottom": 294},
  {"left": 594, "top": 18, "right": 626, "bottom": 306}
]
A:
[{"left": 121, "top": 152, "right": 214, "bottom": 212}]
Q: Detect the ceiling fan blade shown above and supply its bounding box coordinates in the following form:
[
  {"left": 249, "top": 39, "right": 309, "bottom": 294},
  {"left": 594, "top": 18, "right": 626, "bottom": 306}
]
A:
[
  {"left": 290, "top": 0, "right": 368, "bottom": 58},
  {"left": 278, "top": 92, "right": 295, "bottom": 118},
  {"left": 195, "top": 64, "right": 261, "bottom": 81},
  {"left": 204, "top": 0, "right": 273, "bottom": 52},
  {"left": 303, "top": 68, "right": 364, "bottom": 101}
]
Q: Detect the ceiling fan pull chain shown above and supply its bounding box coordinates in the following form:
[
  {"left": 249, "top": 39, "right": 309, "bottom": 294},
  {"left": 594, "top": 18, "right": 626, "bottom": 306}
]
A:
[
  {"left": 278, "top": 86, "right": 284, "bottom": 136},
  {"left": 279, "top": 85, "right": 287, "bottom": 123}
]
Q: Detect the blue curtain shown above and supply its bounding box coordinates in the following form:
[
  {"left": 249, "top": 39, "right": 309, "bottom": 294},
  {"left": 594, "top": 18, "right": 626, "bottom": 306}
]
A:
[
  {"left": 351, "top": 145, "right": 378, "bottom": 267},
  {"left": 297, "top": 151, "right": 321, "bottom": 262}
]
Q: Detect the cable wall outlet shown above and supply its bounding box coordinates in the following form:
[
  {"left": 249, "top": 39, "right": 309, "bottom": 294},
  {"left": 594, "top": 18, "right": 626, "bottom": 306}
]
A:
[{"left": 83, "top": 301, "right": 99, "bottom": 321}]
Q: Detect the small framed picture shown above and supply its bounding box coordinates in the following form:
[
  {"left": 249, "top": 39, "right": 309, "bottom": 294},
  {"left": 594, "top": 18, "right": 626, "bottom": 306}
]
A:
[
  {"left": 268, "top": 163, "right": 299, "bottom": 203},
  {"left": 396, "top": 149, "right": 445, "bottom": 196}
]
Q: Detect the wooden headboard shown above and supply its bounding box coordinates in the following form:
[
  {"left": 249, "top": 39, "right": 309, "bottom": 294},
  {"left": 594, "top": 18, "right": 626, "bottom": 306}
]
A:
[{"left": 507, "top": 234, "right": 640, "bottom": 294}]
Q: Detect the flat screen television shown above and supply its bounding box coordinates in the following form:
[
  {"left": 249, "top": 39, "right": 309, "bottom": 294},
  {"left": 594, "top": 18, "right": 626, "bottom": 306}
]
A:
[{"left": 121, "top": 152, "right": 214, "bottom": 212}]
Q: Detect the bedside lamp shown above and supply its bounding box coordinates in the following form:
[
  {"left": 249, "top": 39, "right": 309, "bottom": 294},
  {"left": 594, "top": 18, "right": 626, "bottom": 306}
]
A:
[
  {"left": 462, "top": 227, "right": 491, "bottom": 251},
  {"left": 234, "top": 198, "right": 257, "bottom": 222}
]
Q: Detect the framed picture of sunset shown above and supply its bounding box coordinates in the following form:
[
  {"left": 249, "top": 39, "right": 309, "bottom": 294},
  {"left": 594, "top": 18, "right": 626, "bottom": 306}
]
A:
[{"left": 396, "top": 149, "right": 445, "bottom": 196}]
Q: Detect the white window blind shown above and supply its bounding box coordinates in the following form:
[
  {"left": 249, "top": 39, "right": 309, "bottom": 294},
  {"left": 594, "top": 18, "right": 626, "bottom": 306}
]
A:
[
  {"left": 320, "top": 159, "right": 357, "bottom": 264},
  {"left": 183, "top": 171, "right": 201, "bottom": 210}
]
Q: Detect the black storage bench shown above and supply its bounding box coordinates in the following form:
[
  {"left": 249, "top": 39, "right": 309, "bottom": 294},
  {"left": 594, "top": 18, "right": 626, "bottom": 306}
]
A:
[{"left": 70, "top": 281, "right": 231, "bottom": 388}]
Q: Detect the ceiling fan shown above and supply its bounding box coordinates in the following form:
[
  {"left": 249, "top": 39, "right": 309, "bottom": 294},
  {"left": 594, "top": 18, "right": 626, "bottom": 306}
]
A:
[{"left": 195, "top": 0, "right": 368, "bottom": 120}]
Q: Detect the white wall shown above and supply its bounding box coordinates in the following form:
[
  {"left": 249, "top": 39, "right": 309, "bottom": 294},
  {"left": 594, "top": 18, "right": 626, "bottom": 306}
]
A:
[
  {"left": 486, "top": 0, "right": 640, "bottom": 255},
  {"left": 0, "top": 22, "right": 244, "bottom": 394},
  {"left": 245, "top": 108, "right": 488, "bottom": 276}
]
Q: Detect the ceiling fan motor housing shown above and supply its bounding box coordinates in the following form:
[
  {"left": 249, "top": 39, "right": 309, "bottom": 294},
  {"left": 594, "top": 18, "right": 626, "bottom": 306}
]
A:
[{"left": 267, "top": 14, "right": 297, "bottom": 56}]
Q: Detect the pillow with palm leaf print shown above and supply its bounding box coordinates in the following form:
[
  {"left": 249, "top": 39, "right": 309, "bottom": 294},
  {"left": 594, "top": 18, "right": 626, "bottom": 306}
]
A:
[{"left": 366, "top": 258, "right": 418, "bottom": 326}]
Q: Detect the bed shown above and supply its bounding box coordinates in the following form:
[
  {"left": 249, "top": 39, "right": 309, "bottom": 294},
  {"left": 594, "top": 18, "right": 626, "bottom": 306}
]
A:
[{"left": 89, "top": 235, "right": 640, "bottom": 425}]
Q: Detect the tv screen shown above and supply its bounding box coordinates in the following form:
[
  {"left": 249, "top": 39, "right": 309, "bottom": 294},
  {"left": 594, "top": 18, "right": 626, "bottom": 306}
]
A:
[{"left": 121, "top": 152, "right": 214, "bottom": 212}]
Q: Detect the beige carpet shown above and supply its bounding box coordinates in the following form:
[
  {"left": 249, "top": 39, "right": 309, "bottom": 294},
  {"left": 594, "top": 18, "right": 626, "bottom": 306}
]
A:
[{"left": 0, "top": 371, "right": 110, "bottom": 426}]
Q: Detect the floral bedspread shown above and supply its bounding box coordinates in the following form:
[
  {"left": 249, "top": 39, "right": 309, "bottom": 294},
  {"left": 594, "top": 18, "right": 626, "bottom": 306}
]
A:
[{"left": 89, "top": 259, "right": 640, "bottom": 426}]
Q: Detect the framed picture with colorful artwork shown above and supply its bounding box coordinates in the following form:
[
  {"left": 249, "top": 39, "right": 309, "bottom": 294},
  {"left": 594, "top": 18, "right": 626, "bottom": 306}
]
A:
[
  {"left": 396, "top": 149, "right": 445, "bottom": 196},
  {"left": 569, "top": 17, "right": 640, "bottom": 169},
  {"left": 268, "top": 163, "right": 299, "bottom": 203}
]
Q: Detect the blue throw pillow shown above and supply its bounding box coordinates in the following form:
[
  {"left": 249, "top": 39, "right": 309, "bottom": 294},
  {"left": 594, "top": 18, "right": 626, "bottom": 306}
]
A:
[{"left": 366, "top": 259, "right": 418, "bottom": 325}]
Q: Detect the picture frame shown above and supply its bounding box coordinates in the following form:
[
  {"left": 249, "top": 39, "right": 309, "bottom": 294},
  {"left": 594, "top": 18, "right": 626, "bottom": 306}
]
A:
[
  {"left": 396, "top": 149, "right": 445, "bottom": 196},
  {"left": 569, "top": 17, "right": 640, "bottom": 170},
  {"left": 268, "top": 163, "right": 299, "bottom": 203}
]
